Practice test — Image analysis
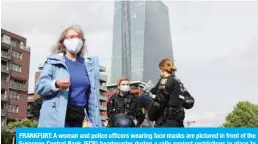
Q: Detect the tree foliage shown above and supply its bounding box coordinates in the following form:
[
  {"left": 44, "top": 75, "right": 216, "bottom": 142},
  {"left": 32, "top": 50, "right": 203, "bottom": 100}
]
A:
[
  {"left": 222, "top": 101, "right": 258, "bottom": 127},
  {"left": 1, "top": 119, "right": 38, "bottom": 144},
  {"left": 7, "top": 118, "right": 38, "bottom": 129}
]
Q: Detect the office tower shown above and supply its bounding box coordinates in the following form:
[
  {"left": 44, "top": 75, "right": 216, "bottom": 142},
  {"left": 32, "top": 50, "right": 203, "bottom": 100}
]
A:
[{"left": 111, "top": 1, "right": 174, "bottom": 84}]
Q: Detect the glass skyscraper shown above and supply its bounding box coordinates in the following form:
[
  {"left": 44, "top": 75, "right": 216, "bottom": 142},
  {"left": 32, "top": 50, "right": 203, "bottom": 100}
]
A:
[{"left": 111, "top": 1, "right": 174, "bottom": 84}]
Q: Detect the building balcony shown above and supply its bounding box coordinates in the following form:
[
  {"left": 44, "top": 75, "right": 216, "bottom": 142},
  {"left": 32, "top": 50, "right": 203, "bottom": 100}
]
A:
[
  {"left": 99, "top": 85, "right": 108, "bottom": 92},
  {"left": 1, "top": 65, "right": 9, "bottom": 73},
  {"left": 9, "top": 82, "right": 27, "bottom": 91},
  {"left": 99, "top": 95, "right": 107, "bottom": 101},
  {"left": 99, "top": 105, "right": 107, "bottom": 111},
  {"left": 24, "top": 46, "right": 31, "bottom": 52},
  {"left": 99, "top": 74, "right": 107, "bottom": 82},
  {"left": 1, "top": 109, "right": 7, "bottom": 117},
  {"left": 1, "top": 95, "right": 8, "bottom": 101},
  {"left": 100, "top": 65, "right": 106, "bottom": 72},
  {"left": 1, "top": 41, "right": 11, "bottom": 47},
  {"left": 1, "top": 78, "right": 9, "bottom": 84},
  {"left": 101, "top": 115, "right": 108, "bottom": 120},
  {"left": 27, "top": 112, "right": 33, "bottom": 117},
  {"left": 1, "top": 51, "right": 11, "bottom": 60}
]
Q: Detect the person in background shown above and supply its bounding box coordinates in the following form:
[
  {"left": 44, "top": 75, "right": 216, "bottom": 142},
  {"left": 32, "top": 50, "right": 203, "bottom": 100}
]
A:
[
  {"left": 35, "top": 25, "right": 102, "bottom": 127},
  {"left": 29, "top": 97, "right": 43, "bottom": 121},
  {"left": 107, "top": 77, "right": 145, "bottom": 127},
  {"left": 140, "top": 58, "right": 195, "bottom": 127}
]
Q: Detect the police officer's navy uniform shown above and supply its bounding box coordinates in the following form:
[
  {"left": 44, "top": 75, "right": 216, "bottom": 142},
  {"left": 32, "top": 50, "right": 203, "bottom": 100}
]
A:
[
  {"left": 147, "top": 75, "right": 194, "bottom": 127},
  {"left": 107, "top": 93, "right": 145, "bottom": 127}
]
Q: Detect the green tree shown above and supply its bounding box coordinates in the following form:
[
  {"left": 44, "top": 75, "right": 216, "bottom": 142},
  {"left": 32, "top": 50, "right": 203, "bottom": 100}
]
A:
[
  {"left": 222, "top": 101, "right": 258, "bottom": 127},
  {"left": 7, "top": 118, "right": 38, "bottom": 129},
  {"left": 1, "top": 119, "right": 38, "bottom": 144}
]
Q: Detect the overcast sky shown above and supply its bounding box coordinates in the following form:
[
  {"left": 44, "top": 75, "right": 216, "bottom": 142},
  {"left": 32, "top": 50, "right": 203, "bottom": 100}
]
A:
[{"left": 2, "top": 0, "right": 258, "bottom": 127}]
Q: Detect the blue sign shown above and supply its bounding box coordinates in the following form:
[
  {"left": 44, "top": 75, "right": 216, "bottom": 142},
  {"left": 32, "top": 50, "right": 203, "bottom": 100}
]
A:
[{"left": 16, "top": 128, "right": 257, "bottom": 144}]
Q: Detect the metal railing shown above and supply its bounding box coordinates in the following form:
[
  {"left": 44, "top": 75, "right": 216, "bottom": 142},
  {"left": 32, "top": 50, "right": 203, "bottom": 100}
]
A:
[
  {"left": 1, "top": 95, "right": 8, "bottom": 101},
  {"left": 99, "top": 85, "right": 108, "bottom": 92},
  {"left": 10, "top": 82, "right": 27, "bottom": 91},
  {"left": 1, "top": 78, "right": 9, "bottom": 83},
  {"left": 99, "top": 74, "right": 107, "bottom": 82},
  {"left": 1, "top": 51, "right": 8, "bottom": 56},
  {"left": 1, "top": 109, "right": 7, "bottom": 116},
  {"left": 24, "top": 46, "right": 31, "bottom": 52},
  {"left": 100, "top": 65, "right": 106, "bottom": 72},
  {"left": 101, "top": 115, "right": 108, "bottom": 120},
  {"left": 99, "top": 95, "right": 108, "bottom": 101},
  {"left": 27, "top": 112, "right": 33, "bottom": 117},
  {"left": 1, "top": 51, "right": 11, "bottom": 58},
  {"left": 99, "top": 105, "right": 107, "bottom": 111},
  {"left": 1, "top": 65, "right": 9, "bottom": 73}
]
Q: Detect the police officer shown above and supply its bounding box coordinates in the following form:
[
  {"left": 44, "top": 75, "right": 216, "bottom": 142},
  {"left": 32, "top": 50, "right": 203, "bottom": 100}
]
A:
[
  {"left": 140, "top": 58, "right": 194, "bottom": 127},
  {"left": 107, "top": 77, "right": 145, "bottom": 127}
]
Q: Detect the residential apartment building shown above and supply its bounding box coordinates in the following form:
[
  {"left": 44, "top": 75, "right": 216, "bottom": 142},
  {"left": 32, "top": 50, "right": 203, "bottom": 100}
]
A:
[
  {"left": 99, "top": 65, "right": 108, "bottom": 126},
  {"left": 1, "top": 29, "right": 31, "bottom": 127},
  {"left": 27, "top": 92, "right": 34, "bottom": 119}
]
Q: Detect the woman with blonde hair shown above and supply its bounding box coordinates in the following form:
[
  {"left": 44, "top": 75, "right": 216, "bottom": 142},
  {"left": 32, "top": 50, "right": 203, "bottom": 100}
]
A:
[
  {"left": 141, "top": 58, "right": 194, "bottom": 127},
  {"left": 35, "top": 25, "right": 102, "bottom": 127},
  {"left": 106, "top": 77, "right": 145, "bottom": 127}
]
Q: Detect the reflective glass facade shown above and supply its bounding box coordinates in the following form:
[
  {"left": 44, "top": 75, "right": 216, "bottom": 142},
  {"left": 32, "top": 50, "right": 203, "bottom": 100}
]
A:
[{"left": 111, "top": 1, "right": 174, "bottom": 84}]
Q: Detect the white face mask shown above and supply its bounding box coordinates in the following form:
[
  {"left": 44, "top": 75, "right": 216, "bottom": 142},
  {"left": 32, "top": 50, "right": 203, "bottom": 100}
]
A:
[
  {"left": 120, "top": 85, "right": 131, "bottom": 92},
  {"left": 63, "top": 38, "right": 83, "bottom": 54}
]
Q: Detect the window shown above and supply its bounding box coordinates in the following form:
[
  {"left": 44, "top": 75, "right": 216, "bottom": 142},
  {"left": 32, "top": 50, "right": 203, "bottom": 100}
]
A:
[
  {"left": 9, "top": 91, "right": 20, "bottom": 99},
  {"left": 12, "top": 50, "right": 22, "bottom": 59},
  {"left": 8, "top": 105, "right": 19, "bottom": 113},
  {"left": 1, "top": 102, "right": 7, "bottom": 109},
  {"left": 28, "top": 95, "right": 34, "bottom": 100},
  {"left": 27, "top": 111, "right": 32, "bottom": 116},
  {"left": 2, "top": 35, "right": 11, "bottom": 44},
  {"left": 1, "top": 75, "right": 8, "bottom": 83},
  {"left": 1, "top": 60, "right": 8, "bottom": 66},
  {"left": 11, "top": 39, "right": 19, "bottom": 48},
  {"left": 1, "top": 60, "right": 8, "bottom": 71},
  {"left": 1, "top": 89, "right": 6, "bottom": 96},
  {"left": 1, "top": 49, "right": 10, "bottom": 57},
  {"left": 27, "top": 103, "right": 32, "bottom": 109},
  {"left": 20, "top": 42, "right": 25, "bottom": 49},
  {"left": 11, "top": 63, "right": 21, "bottom": 72}
]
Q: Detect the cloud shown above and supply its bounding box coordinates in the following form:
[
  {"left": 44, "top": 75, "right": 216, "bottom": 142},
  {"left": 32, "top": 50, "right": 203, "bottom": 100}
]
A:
[
  {"left": 2, "top": 1, "right": 115, "bottom": 91},
  {"left": 1, "top": 1, "right": 114, "bottom": 34}
]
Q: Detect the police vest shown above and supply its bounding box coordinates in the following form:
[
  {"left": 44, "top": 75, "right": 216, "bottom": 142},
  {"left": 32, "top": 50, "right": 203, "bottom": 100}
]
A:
[
  {"left": 153, "top": 76, "right": 187, "bottom": 108},
  {"left": 112, "top": 94, "right": 136, "bottom": 117}
]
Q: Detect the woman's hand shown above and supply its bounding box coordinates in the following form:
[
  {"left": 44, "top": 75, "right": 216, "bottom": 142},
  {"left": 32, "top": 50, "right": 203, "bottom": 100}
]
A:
[{"left": 56, "top": 79, "right": 70, "bottom": 89}]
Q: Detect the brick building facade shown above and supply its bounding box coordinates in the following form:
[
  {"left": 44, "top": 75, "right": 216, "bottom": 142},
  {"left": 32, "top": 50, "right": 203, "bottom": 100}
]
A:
[{"left": 1, "top": 29, "right": 31, "bottom": 127}]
